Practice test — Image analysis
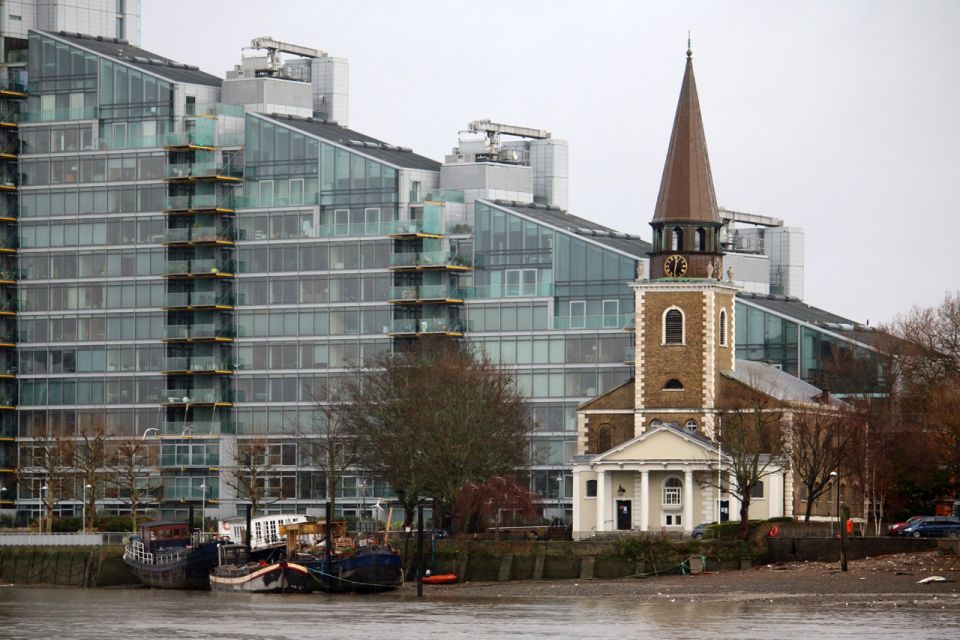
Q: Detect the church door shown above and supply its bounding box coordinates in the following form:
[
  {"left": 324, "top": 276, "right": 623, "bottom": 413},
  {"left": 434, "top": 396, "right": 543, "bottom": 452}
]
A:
[{"left": 616, "top": 500, "right": 632, "bottom": 530}]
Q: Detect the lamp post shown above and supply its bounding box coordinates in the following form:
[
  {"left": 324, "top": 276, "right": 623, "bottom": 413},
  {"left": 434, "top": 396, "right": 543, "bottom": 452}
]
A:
[
  {"left": 556, "top": 474, "right": 565, "bottom": 522},
  {"left": 358, "top": 480, "right": 367, "bottom": 536},
  {"left": 141, "top": 427, "right": 159, "bottom": 440},
  {"left": 829, "top": 471, "right": 839, "bottom": 537},
  {"left": 81, "top": 483, "right": 92, "bottom": 532},
  {"left": 40, "top": 484, "right": 48, "bottom": 534}
]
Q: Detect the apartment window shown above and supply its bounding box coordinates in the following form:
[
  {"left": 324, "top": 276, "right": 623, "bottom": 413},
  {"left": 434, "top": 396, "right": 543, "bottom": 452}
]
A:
[
  {"left": 602, "top": 299, "right": 619, "bottom": 328},
  {"left": 505, "top": 269, "right": 537, "bottom": 297},
  {"left": 662, "top": 477, "right": 682, "bottom": 505},
  {"left": 258, "top": 180, "right": 274, "bottom": 207},
  {"left": 663, "top": 308, "right": 684, "bottom": 344},
  {"left": 750, "top": 481, "right": 765, "bottom": 498},
  {"left": 664, "top": 514, "right": 682, "bottom": 526},
  {"left": 568, "top": 300, "right": 586, "bottom": 329},
  {"left": 409, "top": 180, "right": 421, "bottom": 203},
  {"left": 289, "top": 179, "right": 304, "bottom": 206},
  {"left": 364, "top": 207, "right": 381, "bottom": 235},
  {"left": 116, "top": 17, "right": 125, "bottom": 41}
]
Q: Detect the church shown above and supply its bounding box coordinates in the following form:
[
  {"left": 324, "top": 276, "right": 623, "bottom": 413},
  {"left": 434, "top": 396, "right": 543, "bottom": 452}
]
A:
[{"left": 571, "top": 46, "right": 842, "bottom": 534}]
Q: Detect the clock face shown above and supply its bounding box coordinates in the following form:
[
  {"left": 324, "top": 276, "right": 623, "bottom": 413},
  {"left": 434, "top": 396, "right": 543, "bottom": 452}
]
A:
[{"left": 663, "top": 254, "right": 688, "bottom": 278}]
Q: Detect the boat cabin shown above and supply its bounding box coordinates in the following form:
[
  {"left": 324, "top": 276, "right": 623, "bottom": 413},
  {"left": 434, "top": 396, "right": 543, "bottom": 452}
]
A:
[{"left": 137, "top": 521, "right": 192, "bottom": 554}]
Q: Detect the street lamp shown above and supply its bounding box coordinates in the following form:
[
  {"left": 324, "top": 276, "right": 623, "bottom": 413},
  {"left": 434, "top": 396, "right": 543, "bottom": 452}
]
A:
[
  {"left": 556, "top": 474, "right": 565, "bottom": 522},
  {"left": 358, "top": 480, "right": 367, "bottom": 537},
  {"left": 40, "top": 484, "right": 48, "bottom": 534},
  {"left": 81, "top": 483, "right": 92, "bottom": 532},
  {"left": 829, "top": 471, "right": 839, "bottom": 536},
  {"left": 141, "top": 427, "right": 158, "bottom": 440}
]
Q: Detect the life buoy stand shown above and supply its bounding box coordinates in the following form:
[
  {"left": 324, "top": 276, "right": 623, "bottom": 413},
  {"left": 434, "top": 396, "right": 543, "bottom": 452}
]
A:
[{"left": 769, "top": 525, "right": 779, "bottom": 538}]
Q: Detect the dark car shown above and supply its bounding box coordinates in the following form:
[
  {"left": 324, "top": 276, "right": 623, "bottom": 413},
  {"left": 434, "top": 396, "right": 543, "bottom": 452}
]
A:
[
  {"left": 899, "top": 517, "right": 960, "bottom": 538},
  {"left": 887, "top": 515, "right": 923, "bottom": 536},
  {"left": 692, "top": 523, "right": 711, "bottom": 540}
]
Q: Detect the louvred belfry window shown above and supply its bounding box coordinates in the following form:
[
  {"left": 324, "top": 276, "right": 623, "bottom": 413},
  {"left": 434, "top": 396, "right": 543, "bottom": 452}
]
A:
[
  {"left": 719, "top": 309, "right": 727, "bottom": 346},
  {"left": 665, "top": 309, "right": 683, "bottom": 344}
]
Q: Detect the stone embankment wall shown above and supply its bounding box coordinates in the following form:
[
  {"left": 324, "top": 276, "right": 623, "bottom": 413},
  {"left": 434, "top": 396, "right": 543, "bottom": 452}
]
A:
[
  {"left": 767, "top": 536, "right": 938, "bottom": 563},
  {"left": 0, "top": 546, "right": 137, "bottom": 587}
]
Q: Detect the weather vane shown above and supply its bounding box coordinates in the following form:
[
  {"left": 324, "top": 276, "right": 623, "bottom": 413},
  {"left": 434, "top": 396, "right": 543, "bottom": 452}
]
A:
[{"left": 687, "top": 31, "right": 692, "bottom": 58}]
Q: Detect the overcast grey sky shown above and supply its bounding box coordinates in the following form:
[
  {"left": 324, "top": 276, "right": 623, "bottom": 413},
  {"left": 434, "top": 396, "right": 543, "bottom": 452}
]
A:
[{"left": 142, "top": 0, "right": 958, "bottom": 325}]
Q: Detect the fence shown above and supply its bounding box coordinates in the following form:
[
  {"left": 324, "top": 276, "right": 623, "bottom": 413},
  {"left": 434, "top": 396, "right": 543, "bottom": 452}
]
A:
[{"left": 0, "top": 532, "right": 131, "bottom": 546}]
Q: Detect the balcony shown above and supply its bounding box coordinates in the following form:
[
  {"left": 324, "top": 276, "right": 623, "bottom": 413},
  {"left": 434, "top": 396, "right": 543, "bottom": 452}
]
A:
[
  {"left": 164, "top": 323, "right": 234, "bottom": 342},
  {"left": 163, "top": 356, "right": 234, "bottom": 374},
  {"left": 163, "top": 388, "right": 232, "bottom": 406},
  {"left": 165, "top": 194, "right": 236, "bottom": 214},
  {"left": 162, "top": 421, "right": 222, "bottom": 436},
  {"left": 165, "top": 161, "right": 242, "bottom": 182},
  {"left": 165, "top": 290, "right": 234, "bottom": 310},
  {"left": 386, "top": 209, "right": 444, "bottom": 238},
  {"left": 389, "top": 251, "right": 472, "bottom": 272},
  {"left": 551, "top": 314, "right": 635, "bottom": 331},
  {"left": 21, "top": 106, "right": 98, "bottom": 123},
  {"left": 163, "top": 225, "right": 235, "bottom": 246},
  {"left": 159, "top": 452, "right": 219, "bottom": 467},
  {"left": 465, "top": 282, "right": 555, "bottom": 299},
  {"left": 624, "top": 346, "right": 636, "bottom": 365},
  {"left": 163, "top": 130, "right": 216, "bottom": 150},
  {"left": 387, "top": 317, "right": 465, "bottom": 337},
  {"left": 164, "top": 258, "right": 236, "bottom": 278},
  {"left": 388, "top": 284, "right": 465, "bottom": 304},
  {"left": 0, "top": 298, "right": 17, "bottom": 314}
]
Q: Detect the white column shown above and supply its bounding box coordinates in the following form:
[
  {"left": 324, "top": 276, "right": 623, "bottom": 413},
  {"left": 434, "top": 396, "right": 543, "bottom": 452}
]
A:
[
  {"left": 683, "top": 469, "right": 694, "bottom": 531},
  {"left": 640, "top": 470, "right": 650, "bottom": 531},
  {"left": 597, "top": 470, "right": 611, "bottom": 532},
  {"left": 632, "top": 473, "right": 643, "bottom": 529}
]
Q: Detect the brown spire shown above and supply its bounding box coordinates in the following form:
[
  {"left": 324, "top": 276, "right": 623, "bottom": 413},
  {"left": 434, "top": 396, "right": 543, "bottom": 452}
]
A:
[{"left": 652, "top": 48, "right": 720, "bottom": 224}]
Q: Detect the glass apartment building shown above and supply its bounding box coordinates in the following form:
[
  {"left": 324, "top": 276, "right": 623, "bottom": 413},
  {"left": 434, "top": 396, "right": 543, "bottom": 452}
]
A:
[{"left": 2, "top": 29, "right": 886, "bottom": 524}]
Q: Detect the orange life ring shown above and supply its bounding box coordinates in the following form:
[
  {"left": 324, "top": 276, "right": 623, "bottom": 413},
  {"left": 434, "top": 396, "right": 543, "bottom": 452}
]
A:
[{"left": 769, "top": 525, "right": 779, "bottom": 537}]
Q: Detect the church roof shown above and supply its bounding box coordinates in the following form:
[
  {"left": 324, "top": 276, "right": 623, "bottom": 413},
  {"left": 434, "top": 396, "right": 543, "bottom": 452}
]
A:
[{"left": 652, "top": 48, "right": 720, "bottom": 225}]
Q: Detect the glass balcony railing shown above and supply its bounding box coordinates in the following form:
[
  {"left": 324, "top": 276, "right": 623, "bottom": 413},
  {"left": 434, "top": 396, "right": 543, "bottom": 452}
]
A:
[
  {"left": 162, "top": 421, "right": 222, "bottom": 436},
  {"left": 164, "top": 356, "right": 233, "bottom": 372},
  {"left": 21, "top": 107, "right": 98, "bottom": 122},
  {"left": 165, "top": 194, "right": 236, "bottom": 211},
  {"left": 4, "top": 50, "right": 27, "bottom": 65},
  {"left": 165, "top": 323, "right": 234, "bottom": 340},
  {"left": 191, "top": 290, "right": 234, "bottom": 307},
  {"left": 164, "top": 388, "right": 231, "bottom": 404},
  {"left": 186, "top": 103, "right": 245, "bottom": 118},
  {"left": 163, "top": 130, "right": 215, "bottom": 148},
  {"left": 164, "top": 226, "right": 235, "bottom": 244},
  {"left": 389, "top": 285, "right": 465, "bottom": 301},
  {"left": 0, "top": 299, "right": 17, "bottom": 312},
  {"left": 164, "top": 258, "right": 236, "bottom": 276},
  {"left": 0, "top": 111, "right": 19, "bottom": 125},
  {"left": 551, "top": 314, "right": 635, "bottom": 330},
  {"left": 389, "top": 251, "right": 473, "bottom": 269},
  {"left": 0, "top": 393, "right": 15, "bottom": 406},
  {"left": 387, "top": 317, "right": 465, "bottom": 335},
  {"left": 624, "top": 346, "right": 636, "bottom": 363},
  {"left": 165, "top": 162, "right": 242, "bottom": 180}
]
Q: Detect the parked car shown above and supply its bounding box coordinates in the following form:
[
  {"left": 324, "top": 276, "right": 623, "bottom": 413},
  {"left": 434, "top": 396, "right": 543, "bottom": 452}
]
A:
[
  {"left": 899, "top": 517, "right": 960, "bottom": 538},
  {"left": 887, "top": 515, "right": 923, "bottom": 536},
  {"left": 692, "top": 522, "right": 710, "bottom": 540}
]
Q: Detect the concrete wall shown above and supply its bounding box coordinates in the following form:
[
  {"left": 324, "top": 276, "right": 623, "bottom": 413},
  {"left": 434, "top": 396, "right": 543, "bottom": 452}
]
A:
[
  {"left": 222, "top": 77, "right": 312, "bottom": 117},
  {"left": 767, "top": 536, "right": 937, "bottom": 563}
]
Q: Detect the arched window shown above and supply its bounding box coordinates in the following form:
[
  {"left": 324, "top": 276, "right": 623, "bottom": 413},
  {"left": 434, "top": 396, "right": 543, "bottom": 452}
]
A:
[
  {"left": 684, "top": 419, "right": 698, "bottom": 434},
  {"left": 696, "top": 227, "right": 706, "bottom": 251},
  {"left": 664, "top": 308, "right": 684, "bottom": 344},
  {"left": 719, "top": 309, "right": 727, "bottom": 346},
  {"left": 650, "top": 419, "right": 664, "bottom": 429},
  {"left": 597, "top": 425, "right": 612, "bottom": 452},
  {"left": 585, "top": 479, "right": 597, "bottom": 498},
  {"left": 663, "top": 477, "right": 682, "bottom": 505},
  {"left": 671, "top": 227, "right": 683, "bottom": 251},
  {"left": 653, "top": 228, "right": 662, "bottom": 251},
  {"left": 664, "top": 379, "right": 684, "bottom": 390}
]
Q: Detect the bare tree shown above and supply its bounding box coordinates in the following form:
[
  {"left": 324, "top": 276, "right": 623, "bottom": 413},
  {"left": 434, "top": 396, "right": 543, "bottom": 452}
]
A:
[
  {"left": 718, "top": 388, "right": 786, "bottom": 540},
  {"left": 19, "top": 432, "right": 73, "bottom": 532},
  {"left": 225, "top": 438, "right": 277, "bottom": 517},
  {"left": 346, "top": 339, "right": 531, "bottom": 529},
  {"left": 296, "top": 380, "right": 360, "bottom": 522},
  {"left": 73, "top": 425, "right": 108, "bottom": 531},
  {"left": 107, "top": 437, "right": 158, "bottom": 532},
  {"left": 786, "top": 402, "right": 863, "bottom": 523}
]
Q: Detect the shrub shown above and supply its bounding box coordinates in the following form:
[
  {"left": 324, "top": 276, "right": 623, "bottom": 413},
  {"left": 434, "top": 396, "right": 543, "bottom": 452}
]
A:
[
  {"left": 96, "top": 515, "right": 135, "bottom": 532},
  {"left": 51, "top": 516, "right": 82, "bottom": 532}
]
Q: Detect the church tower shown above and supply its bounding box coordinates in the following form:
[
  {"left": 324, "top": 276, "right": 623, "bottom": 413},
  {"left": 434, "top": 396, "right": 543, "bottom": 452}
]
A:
[{"left": 632, "top": 45, "right": 737, "bottom": 440}]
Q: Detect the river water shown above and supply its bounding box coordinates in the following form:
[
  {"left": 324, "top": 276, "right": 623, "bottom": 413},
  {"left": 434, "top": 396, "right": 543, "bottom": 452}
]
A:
[{"left": 1, "top": 587, "right": 957, "bottom": 639}]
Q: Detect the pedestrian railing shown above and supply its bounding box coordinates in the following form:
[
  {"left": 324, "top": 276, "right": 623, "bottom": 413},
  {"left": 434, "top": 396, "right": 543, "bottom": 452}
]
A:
[{"left": 0, "top": 531, "right": 133, "bottom": 546}]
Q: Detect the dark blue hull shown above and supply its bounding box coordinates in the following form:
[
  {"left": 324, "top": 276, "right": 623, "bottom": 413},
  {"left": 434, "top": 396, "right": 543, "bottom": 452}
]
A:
[{"left": 305, "top": 546, "right": 403, "bottom": 593}]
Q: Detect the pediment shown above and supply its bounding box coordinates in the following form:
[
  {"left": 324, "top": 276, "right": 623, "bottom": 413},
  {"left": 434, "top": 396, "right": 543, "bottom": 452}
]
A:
[{"left": 597, "top": 425, "right": 718, "bottom": 463}]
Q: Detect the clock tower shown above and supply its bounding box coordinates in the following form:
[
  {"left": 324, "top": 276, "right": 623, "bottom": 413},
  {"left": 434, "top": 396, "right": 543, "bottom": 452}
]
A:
[{"left": 631, "top": 45, "right": 737, "bottom": 440}]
